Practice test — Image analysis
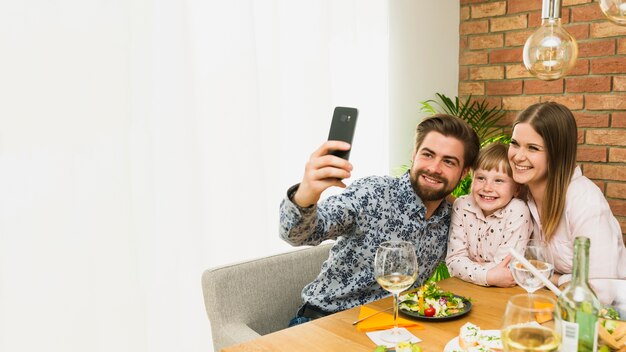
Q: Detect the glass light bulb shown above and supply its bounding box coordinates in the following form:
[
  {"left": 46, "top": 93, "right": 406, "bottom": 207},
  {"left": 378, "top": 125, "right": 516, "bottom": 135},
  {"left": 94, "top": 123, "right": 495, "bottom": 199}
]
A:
[
  {"left": 600, "top": 0, "right": 626, "bottom": 25},
  {"left": 523, "top": 18, "right": 578, "bottom": 81}
]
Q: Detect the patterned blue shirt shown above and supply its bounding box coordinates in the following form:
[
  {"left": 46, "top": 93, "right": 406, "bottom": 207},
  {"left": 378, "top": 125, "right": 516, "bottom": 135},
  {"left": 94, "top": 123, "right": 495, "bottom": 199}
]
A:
[{"left": 279, "top": 172, "right": 452, "bottom": 313}]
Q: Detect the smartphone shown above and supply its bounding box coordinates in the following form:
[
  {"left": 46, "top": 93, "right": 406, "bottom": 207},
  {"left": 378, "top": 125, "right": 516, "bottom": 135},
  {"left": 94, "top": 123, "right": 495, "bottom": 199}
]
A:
[{"left": 327, "top": 106, "right": 358, "bottom": 160}]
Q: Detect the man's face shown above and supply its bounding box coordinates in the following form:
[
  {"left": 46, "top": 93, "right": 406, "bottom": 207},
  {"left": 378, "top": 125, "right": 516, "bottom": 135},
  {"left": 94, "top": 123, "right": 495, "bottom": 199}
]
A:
[{"left": 409, "top": 132, "right": 467, "bottom": 202}]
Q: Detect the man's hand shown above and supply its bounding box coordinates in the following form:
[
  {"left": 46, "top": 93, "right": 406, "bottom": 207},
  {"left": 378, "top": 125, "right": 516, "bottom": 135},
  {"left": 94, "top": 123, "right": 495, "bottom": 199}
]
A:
[
  {"left": 486, "top": 255, "right": 516, "bottom": 287},
  {"left": 293, "top": 141, "right": 353, "bottom": 208}
]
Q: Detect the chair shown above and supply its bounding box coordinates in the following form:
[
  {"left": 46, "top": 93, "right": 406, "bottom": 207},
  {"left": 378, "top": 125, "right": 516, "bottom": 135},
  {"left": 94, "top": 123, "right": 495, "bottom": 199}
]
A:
[{"left": 201, "top": 243, "right": 332, "bottom": 351}]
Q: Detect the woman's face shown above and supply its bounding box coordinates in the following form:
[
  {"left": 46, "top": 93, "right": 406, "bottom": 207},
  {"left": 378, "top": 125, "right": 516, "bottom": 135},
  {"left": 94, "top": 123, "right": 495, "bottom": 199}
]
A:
[{"left": 508, "top": 122, "right": 548, "bottom": 188}]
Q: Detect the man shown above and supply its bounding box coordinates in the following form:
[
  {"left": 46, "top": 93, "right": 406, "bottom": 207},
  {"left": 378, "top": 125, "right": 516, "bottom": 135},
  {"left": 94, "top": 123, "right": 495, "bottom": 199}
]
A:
[{"left": 279, "top": 114, "right": 480, "bottom": 325}]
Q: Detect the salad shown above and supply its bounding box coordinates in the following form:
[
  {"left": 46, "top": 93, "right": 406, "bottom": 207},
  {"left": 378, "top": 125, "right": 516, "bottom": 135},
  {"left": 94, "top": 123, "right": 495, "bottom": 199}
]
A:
[{"left": 399, "top": 281, "right": 469, "bottom": 318}]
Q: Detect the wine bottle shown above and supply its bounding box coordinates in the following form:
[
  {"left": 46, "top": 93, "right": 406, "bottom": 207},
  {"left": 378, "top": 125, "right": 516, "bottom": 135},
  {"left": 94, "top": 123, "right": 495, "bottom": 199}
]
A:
[{"left": 557, "top": 236, "right": 602, "bottom": 352}]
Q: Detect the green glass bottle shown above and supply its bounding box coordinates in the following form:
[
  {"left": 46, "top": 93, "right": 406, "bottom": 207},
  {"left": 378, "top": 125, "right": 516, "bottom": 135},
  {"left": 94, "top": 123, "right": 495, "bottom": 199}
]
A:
[{"left": 557, "top": 236, "right": 601, "bottom": 352}]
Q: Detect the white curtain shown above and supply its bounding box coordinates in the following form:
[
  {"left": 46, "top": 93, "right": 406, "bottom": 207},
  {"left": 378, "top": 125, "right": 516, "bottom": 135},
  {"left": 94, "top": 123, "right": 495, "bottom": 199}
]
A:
[{"left": 0, "top": 1, "right": 389, "bottom": 351}]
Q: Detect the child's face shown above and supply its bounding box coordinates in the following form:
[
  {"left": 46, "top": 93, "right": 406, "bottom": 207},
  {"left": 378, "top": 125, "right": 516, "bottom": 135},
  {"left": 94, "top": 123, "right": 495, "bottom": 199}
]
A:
[{"left": 471, "top": 166, "right": 518, "bottom": 216}]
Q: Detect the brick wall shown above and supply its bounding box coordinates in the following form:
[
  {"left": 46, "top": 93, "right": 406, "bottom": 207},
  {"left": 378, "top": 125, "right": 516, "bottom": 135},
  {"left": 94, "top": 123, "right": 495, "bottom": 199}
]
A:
[{"left": 459, "top": 0, "right": 626, "bottom": 243}]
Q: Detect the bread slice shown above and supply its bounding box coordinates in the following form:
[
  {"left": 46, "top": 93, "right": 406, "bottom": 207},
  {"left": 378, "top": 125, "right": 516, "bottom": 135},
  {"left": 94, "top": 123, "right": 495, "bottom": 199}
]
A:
[
  {"left": 478, "top": 332, "right": 503, "bottom": 352},
  {"left": 459, "top": 322, "right": 480, "bottom": 350}
]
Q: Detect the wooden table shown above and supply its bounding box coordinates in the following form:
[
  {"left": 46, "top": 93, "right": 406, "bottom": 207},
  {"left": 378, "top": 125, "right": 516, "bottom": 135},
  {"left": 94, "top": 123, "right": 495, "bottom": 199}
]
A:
[{"left": 222, "top": 277, "right": 529, "bottom": 351}]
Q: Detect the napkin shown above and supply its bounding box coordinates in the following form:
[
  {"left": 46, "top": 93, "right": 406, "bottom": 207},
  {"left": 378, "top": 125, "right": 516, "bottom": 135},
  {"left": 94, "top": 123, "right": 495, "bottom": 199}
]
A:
[
  {"left": 355, "top": 305, "right": 424, "bottom": 332},
  {"left": 533, "top": 301, "right": 554, "bottom": 324}
]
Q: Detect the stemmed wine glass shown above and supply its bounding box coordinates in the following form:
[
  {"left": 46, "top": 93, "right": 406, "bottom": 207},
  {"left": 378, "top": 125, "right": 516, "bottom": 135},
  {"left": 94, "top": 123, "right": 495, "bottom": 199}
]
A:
[
  {"left": 510, "top": 239, "right": 554, "bottom": 295},
  {"left": 501, "top": 294, "right": 561, "bottom": 352},
  {"left": 374, "top": 240, "right": 418, "bottom": 343}
]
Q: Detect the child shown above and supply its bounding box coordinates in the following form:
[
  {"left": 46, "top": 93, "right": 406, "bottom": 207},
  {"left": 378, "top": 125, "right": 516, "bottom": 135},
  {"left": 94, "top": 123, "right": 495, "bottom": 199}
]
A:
[{"left": 446, "top": 142, "right": 532, "bottom": 287}]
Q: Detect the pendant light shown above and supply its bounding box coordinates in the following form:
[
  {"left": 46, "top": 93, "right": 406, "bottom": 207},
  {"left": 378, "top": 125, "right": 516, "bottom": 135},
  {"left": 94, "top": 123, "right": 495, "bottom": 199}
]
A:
[
  {"left": 523, "top": 0, "right": 578, "bottom": 81},
  {"left": 600, "top": 0, "right": 626, "bottom": 25}
]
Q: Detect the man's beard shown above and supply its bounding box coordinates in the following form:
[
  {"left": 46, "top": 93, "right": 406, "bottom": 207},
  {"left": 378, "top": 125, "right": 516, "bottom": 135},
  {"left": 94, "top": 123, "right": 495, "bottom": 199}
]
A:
[{"left": 409, "top": 169, "right": 456, "bottom": 202}]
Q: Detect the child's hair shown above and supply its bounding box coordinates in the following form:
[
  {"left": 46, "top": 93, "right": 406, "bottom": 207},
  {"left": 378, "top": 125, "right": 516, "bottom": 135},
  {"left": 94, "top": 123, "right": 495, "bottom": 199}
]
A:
[{"left": 474, "top": 142, "right": 512, "bottom": 176}]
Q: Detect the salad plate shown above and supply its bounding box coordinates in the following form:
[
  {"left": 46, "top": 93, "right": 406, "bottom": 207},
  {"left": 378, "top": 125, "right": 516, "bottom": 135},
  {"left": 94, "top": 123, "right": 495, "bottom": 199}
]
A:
[
  {"left": 398, "top": 281, "right": 472, "bottom": 321},
  {"left": 400, "top": 295, "right": 472, "bottom": 321}
]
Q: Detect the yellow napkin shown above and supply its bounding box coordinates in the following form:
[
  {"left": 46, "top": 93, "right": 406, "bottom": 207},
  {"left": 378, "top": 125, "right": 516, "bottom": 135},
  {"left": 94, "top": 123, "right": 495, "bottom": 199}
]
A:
[
  {"left": 534, "top": 301, "right": 554, "bottom": 324},
  {"left": 355, "top": 305, "right": 424, "bottom": 332}
]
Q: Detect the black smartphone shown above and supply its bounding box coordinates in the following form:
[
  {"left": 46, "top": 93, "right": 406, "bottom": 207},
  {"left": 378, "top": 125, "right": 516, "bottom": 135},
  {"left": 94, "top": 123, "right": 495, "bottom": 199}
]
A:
[{"left": 327, "top": 106, "right": 358, "bottom": 160}]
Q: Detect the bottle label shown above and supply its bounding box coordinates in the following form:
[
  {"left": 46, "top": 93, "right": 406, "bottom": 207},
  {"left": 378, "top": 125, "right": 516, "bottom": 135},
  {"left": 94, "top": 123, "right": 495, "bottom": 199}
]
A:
[{"left": 561, "top": 320, "right": 579, "bottom": 351}]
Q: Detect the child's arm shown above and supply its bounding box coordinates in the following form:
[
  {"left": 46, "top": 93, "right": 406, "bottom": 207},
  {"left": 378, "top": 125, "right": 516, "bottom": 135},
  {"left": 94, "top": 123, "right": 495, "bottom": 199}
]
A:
[{"left": 445, "top": 198, "right": 490, "bottom": 286}]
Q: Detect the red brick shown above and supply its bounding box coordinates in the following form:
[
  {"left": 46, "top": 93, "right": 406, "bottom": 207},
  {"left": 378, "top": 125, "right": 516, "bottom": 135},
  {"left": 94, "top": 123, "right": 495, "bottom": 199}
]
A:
[
  {"left": 568, "top": 59, "right": 590, "bottom": 76},
  {"left": 470, "top": 66, "right": 505, "bottom": 80},
  {"left": 563, "top": 0, "right": 592, "bottom": 5},
  {"left": 607, "top": 182, "right": 626, "bottom": 198},
  {"left": 491, "top": 15, "right": 528, "bottom": 32},
  {"left": 502, "top": 96, "right": 541, "bottom": 110},
  {"left": 613, "top": 112, "right": 626, "bottom": 127},
  {"left": 541, "top": 95, "right": 584, "bottom": 110},
  {"left": 506, "top": 64, "right": 534, "bottom": 78},
  {"left": 507, "top": 0, "right": 542, "bottom": 14},
  {"left": 586, "top": 94, "right": 626, "bottom": 110},
  {"left": 578, "top": 39, "right": 616, "bottom": 58},
  {"left": 460, "top": 51, "right": 489, "bottom": 65},
  {"left": 486, "top": 80, "right": 523, "bottom": 95},
  {"left": 566, "top": 76, "right": 612, "bottom": 93},
  {"left": 467, "top": 96, "right": 503, "bottom": 110},
  {"left": 471, "top": 1, "right": 506, "bottom": 18},
  {"left": 615, "top": 76, "right": 626, "bottom": 91},
  {"left": 577, "top": 146, "right": 607, "bottom": 162},
  {"left": 579, "top": 130, "right": 585, "bottom": 143},
  {"left": 461, "top": 0, "right": 485, "bottom": 4},
  {"left": 571, "top": 3, "right": 605, "bottom": 22},
  {"left": 459, "top": 82, "right": 485, "bottom": 95},
  {"left": 609, "top": 199, "right": 626, "bottom": 217},
  {"left": 500, "top": 112, "right": 518, "bottom": 126},
  {"left": 572, "top": 112, "right": 610, "bottom": 127},
  {"left": 591, "top": 22, "right": 626, "bottom": 38},
  {"left": 461, "top": 6, "right": 471, "bottom": 21},
  {"left": 591, "top": 57, "right": 626, "bottom": 74},
  {"left": 524, "top": 79, "right": 564, "bottom": 94},
  {"left": 584, "top": 163, "right": 626, "bottom": 181},
  {"left": 609, "top": 148, "right": 626, "bottom": 163},
  {"left": 619, "top": 38, "right": 626, "bottom": 54},
  {"left": 470, "top": 34, "right": 504, "bottom": 49},
  {"left": 490, "top": 47, "right": 523, "bottom": 63},
  {"left": 566, "top": 24, "right": 590, "bottom": 41},
  {"left": 459, "top": 67, "right": 469, "bottom": 81},
  {"left": 505, "top": 29, "right": 535, "bottom": 47},
  {"left": 460, "top": 20, "right": 489, "bottom": 35},
  {"left": 587, "top": 129, "right": 626, "bottom": 146}
]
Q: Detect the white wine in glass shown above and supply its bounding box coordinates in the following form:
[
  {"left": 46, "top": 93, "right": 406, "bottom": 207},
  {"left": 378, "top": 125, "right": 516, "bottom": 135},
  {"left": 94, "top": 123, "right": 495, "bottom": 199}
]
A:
[
  {"left": 501, "top": 294, "right": 561, "bottom": 352},
  {"left": 374, "top": 240, "right": 418, "bottom": 343},
  {"left": 510, "top": 239, "right": 554, "bottom": 294}
]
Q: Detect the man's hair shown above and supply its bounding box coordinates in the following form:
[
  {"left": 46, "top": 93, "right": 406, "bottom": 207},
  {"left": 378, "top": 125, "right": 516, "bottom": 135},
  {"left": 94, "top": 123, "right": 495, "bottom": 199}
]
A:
[
  {"left": 414, "top": 114, "right": 480, "bottom": 170},
  {"left": 513, "top": 102, "right": 577, "bottom": 240},
  {"left": 475, "top": 142, "right": 512, "bottom": 177}
]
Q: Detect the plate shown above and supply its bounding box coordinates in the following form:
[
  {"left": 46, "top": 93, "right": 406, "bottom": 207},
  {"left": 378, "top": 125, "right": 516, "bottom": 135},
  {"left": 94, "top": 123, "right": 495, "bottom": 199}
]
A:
[
  {"left": 399, "top": 294, "right": 472, "bottom": 321},
  {"left": 443, "top": 330, "right": 501, "bottom": 352}
]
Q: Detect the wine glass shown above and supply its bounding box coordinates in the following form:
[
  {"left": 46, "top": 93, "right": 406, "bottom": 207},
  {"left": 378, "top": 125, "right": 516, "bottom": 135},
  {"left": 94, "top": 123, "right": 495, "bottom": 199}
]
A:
[
  {"left": 510, "top": 239, "right": 554, "bottom": 295},
  {"left": 374, "top": 240, "right": 418, "bottom": 343},
  {"left": 501, "top": 294, "right": 561, "bottom": 352}
]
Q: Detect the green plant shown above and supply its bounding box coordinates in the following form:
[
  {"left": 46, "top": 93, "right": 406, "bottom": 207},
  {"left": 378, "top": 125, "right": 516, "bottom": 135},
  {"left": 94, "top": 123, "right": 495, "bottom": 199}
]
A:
[{"left": 398, "top": 93, "right": 510, "bottom": 282}]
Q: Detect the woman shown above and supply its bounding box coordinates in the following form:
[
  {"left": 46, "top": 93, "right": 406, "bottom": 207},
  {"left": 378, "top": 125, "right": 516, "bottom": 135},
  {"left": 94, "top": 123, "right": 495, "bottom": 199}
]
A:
[{"left": 508, "top": 102, "right": 626, "bottom": 286}]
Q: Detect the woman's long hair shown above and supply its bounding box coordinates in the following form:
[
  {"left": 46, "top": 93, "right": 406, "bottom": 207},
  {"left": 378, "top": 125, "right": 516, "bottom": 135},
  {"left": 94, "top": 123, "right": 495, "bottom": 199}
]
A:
[{"left": 513, "top": 102, "right": 578, "bottom": 240}]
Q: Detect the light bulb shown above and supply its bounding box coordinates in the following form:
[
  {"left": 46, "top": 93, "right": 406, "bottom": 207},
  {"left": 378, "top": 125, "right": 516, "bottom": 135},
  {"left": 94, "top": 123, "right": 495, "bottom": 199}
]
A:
[
  {"left": 523, "top": 0, "right": 578, "bottom": 81},
  {"left": 600, "top": 0, "right": 626, "bottom": 25}
]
